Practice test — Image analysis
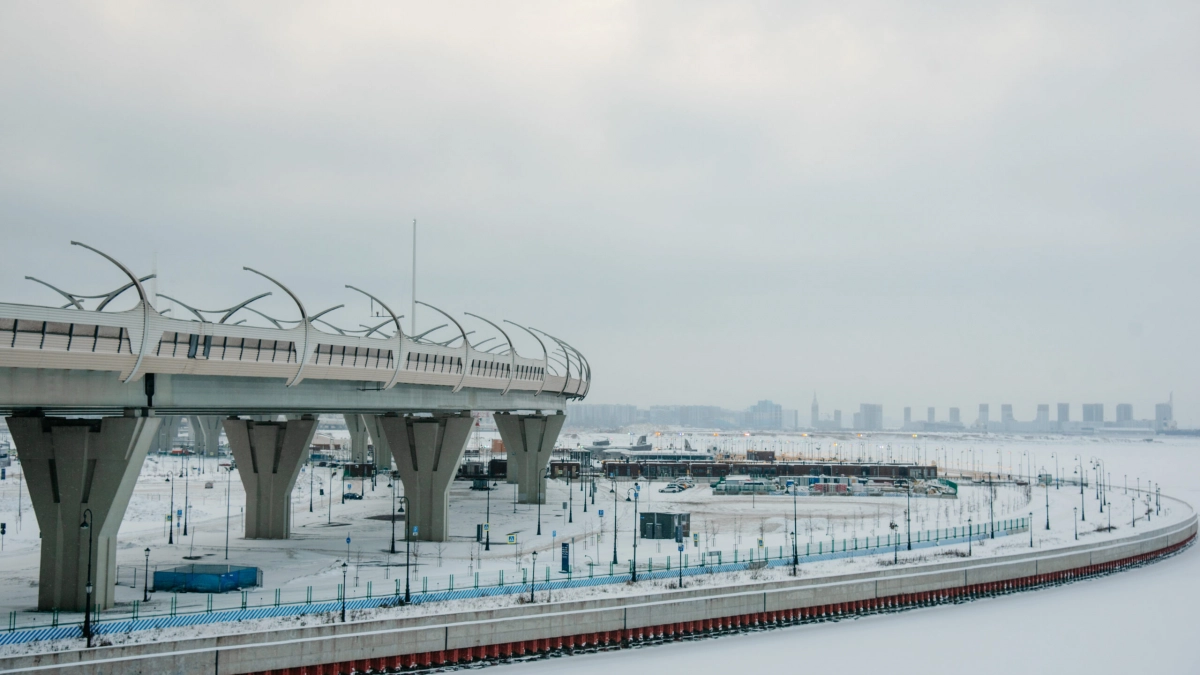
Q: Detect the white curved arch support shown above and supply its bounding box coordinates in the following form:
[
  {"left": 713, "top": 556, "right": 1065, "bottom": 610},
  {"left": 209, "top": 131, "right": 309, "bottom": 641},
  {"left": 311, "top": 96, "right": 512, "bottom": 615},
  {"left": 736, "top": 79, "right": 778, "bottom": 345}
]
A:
[
  {"left": 557, "top": 338, "right": 591, "bottom": 397},
  {"left": 345, "top": 285, "right": 406, "bottom": 389},
  {"left": 530, "top": 328, "right": 576, "bottom": 396},
  {"left": 95, "top": 275, "right": 156, "bottom": 312},
  {"left": 416, "top": 301, "right": 470, "bottom": 393},
  {"left": 505, "top": 320, "right": 549, "bottom": 396},
  {"left": 70, "top": 241, "right": 155, "bottom": 384},
  {"left": 244, "top": 267, "right": 311, "bottom": 387},
  {"left": 218, "top": 293, "right": 273, "bottom": 324},
  {"left": 156, "top": 294, "right": 208, "bottom": 322},
  {"left": 464, "top": 313, "right": 517, "bottom": 395},
  {"left": 24, "top": 277, "right": 85, "bottom": 310}
]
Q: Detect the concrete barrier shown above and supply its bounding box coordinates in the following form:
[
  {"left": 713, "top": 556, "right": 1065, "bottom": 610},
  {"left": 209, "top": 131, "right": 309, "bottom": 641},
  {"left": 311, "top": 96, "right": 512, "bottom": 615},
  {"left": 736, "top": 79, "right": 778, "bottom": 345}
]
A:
[{"left": 1, "top": 513, "right": 1193, "bottom": 675}]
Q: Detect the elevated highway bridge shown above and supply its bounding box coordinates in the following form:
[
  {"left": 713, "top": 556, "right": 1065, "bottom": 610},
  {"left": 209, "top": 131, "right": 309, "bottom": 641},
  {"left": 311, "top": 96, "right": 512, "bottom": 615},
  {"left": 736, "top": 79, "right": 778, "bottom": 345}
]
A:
[{"left": 0, "top": 242, "right": 589, "bottom": 614}]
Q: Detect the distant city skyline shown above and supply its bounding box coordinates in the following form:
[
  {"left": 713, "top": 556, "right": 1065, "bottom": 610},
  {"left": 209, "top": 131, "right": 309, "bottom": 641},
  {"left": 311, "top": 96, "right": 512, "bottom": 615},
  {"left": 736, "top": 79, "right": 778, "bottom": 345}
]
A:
[{"left": 569, "top": 394, "right": 1178, "bottom": 432}]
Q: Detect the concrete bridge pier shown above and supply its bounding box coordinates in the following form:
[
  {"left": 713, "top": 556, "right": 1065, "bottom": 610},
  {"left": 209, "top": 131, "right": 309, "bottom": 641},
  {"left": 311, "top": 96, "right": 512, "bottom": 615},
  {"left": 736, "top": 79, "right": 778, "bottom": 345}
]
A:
[
  {"left": 150, "top": 414, "right": 181, "bottom": 454},
  {"left": 223, "top": 416, "right": 318, "bottom": 539},
  {"left": 5, "top": 413, "right": 160, "bottom": 611},
  {"left": 375, "top": 413, "right": 472, "bottom": 542},
  {"left": 344, "top": 413, "right": 369, "bottom": 464},
  {"left": 495, "top": 412, "right": 565, "bottom": 504},
  {"left": 361, "top": 415, "right": 392, "bottom": 473},
  {"left": 188, "top": 415, "right": 222, "bottom": 458}
]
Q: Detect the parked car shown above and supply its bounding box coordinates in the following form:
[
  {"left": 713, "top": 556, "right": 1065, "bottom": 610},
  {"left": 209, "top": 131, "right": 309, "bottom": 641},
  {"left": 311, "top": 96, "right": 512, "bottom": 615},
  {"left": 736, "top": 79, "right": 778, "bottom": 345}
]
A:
[
  {"left": 343, "top": 492, "right": 363, "bottom": 500},
  {"left": 659, "top": 485, "right": 683, "bottom": 493}
]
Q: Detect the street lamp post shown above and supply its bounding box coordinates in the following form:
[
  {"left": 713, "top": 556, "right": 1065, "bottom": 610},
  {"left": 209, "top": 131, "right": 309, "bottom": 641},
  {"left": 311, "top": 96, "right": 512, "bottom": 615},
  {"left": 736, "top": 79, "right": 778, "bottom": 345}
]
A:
[
  {"left": 80, "top": 509, "right": 94, "bottom": 648},
  {"left": 1073, "top": 507, "right": 1078, "bottom": 540},
  {"left": 568, "top": 471, "right": 573, "bottom": 524},
  {"left": 328, "top": 468, "right": 337, "bottom": 525},
  {"left": 309, "top": 454, "right": 314, "bottom": 513},
  {"left": 612, "top": 480, "right": 619, "bottom": 565},
  {"left": 1029, "top": 512, "right": 1033, "bottom": 548},
  {"left": 906, "top": 483, "right": 912, "bottom": 550},
  {"left": 1053, "top": 454, "right": 1059, "bottom": 489},
  {"left": 988, "top": 473, "right": 995, "bottom": 539},
  {"left": 143, "top": 547, "right": 151, "bottom": 602},
  {"left": 630, "top": 484, "right": 641, "bottom": 581},
  {"left": 400, "top": 496, "right": 412, "bottom": 604},
  {"left": 536, "top": 469, "right": 544, "bottom": 536},
  {"left": 183, "top": 461, "right": 190, "bottom": 536},
  {"left": 168, "top": 476, "right": 175, "bottom": 545},
  {"left": 530, "top": 551, "right": 538, "bottom": 603},
  {"left": 967, "top": 517, "right": 973, "bottom": 557},
  {"left": 485, "top": 464, "right": 492, "bottom": 552},
  {"left": 789, "top": 480, "right": 799, "bottom": 568},
  {"left": 389, "top": 473, "right": 398, "bottom": 555},
  {"left": 1078, "top": 458, "right": 1086, "bottom": 522},
  {"left": 790, "top": 531, "right": 797, "bottom": 576},
  {"left": 1045, "top": 478, "right": 1050, "bottom": 530},
  {"left": 341, "top": 562, "right": 348, "bottom": 622},
  {"left": 225, "top": 461, "right": 231, "bottom": 557}
]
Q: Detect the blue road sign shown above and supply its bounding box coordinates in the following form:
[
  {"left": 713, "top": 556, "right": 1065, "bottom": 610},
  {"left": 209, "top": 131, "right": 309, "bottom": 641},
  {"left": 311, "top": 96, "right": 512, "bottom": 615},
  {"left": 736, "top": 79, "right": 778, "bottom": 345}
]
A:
[
  {"left": 599, "top": 510, "right": 604, "bottom": 517},
  {"left": 346, "top": 537, "right": 351, "bottom": 545}
]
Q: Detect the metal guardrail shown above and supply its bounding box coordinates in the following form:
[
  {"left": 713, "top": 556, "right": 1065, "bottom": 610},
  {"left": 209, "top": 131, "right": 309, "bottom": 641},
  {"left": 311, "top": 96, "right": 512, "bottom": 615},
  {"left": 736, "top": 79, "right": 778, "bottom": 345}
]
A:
[{"left": 0, "top": 519, "right": 1030, "bottom": 646}]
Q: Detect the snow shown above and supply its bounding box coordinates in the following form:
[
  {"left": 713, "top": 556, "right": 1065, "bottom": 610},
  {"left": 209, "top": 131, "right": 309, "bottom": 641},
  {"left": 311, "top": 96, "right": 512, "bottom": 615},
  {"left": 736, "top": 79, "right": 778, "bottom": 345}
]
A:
[
  {"left": 495, "top": 435, "right": 1200, "bottom": 674},
  {"left": 0, "top": 432, "right": 1192, "bottom": 664}
]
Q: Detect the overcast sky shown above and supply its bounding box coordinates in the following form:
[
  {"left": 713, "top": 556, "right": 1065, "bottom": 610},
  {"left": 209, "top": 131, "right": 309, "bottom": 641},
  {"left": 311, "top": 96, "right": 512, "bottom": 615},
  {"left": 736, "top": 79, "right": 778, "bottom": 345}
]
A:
[{"left": 1, "top": 2, "right": 1197, "bottom": 424}]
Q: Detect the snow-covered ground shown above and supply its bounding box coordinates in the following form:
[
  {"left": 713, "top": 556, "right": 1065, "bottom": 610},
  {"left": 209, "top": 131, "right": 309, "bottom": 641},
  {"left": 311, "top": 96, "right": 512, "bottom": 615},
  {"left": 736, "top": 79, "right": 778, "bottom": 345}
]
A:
[
  {"left": 498, "top": 435, "right": 1200, "bottom": 674},
  {"left": 0, "top": 432, "right": 1190, "bottom": 662}
]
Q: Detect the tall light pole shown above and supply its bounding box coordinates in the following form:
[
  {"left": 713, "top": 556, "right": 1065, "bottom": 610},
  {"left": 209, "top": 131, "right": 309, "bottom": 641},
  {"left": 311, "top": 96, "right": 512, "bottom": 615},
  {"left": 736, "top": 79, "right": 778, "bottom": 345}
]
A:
[
  {"left": 401, "top": 496, "right": 412, "bottom": 603},
  {"left": 530, "top": 551, "right": 538, "bottom": 603},
  {"left": 168, "top": 476, "right": 175, "bottom": 545},
  {"left": 1073, "top": 507, "right": 1078, "bottom": 540},
  {"left": 906, "top": 482, "right": 912, "bottom": 550},
  {"left": 143, "top": 547, "right": 151, "bottom": 602},
  {"left": 328, "top": 468, "right": 337, "bottom": 524},
  {"left": 341, "top": 561, "right": 348, "bottom": 622},
  {"left": 1077, "top": 457, "right": 1085, "bottom": 522},
  {"left": 225, "top": 464, "right": 233, "bottom": 560},
  {"left": 967, "top": 517, "right": 972, "bottom": 557},
  {"left": 389, "top": 472, "right": 398, "bottom": 555},
  {"left": 309, "top": 452, "right": 314, "bottom": 513},
  {"left": 1045, "top": 477, "right": 1050, "bottom": 530},
  {"left": 80, "top": 509, "right": 94, "bottom": 648},
  {"left": 612, "top": 480, "right": 619, "bottom": 565},
  {"left": 183, "top": 458, "right": 190, "bottom": 536},
  {"left": 989, "top": 473, "right": 995, "bottom": 539},
  {"left": 789, "top": 479, "right": 799, "bottom": 568},
  {"left": 485, "top": 469, "right": 492, "bottom": 552},
  {"left": 629, "top": 484, "right": 641, "bottom": 581}
]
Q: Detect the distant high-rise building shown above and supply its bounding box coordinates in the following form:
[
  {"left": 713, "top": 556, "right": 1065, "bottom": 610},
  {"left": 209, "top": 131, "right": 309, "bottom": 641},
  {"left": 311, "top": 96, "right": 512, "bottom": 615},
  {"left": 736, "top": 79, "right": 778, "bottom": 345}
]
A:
[
  {"left": 949, "top": 407, "right": 961, "bottom": 424},
  {"left": 1036, "top": 404, "right": 1049, "bottom": 423},
  {"left": 978, "top": 404, "right": 990, "bottom": 425},
  {"left": 1001, "top": 404, "right": 1014, "bottom": 423},
  {"left": 1057, "top": 403, "right": 1070, "bottom": 423},
  {"left": 1082, "top": 404, "right": 1104, "bottom": 424},
  {"left": 746, "top": 400, "right": 783, "bottom": 430},
  {"left": 904, "top": 407, "right": 912, "bottom": 424},
  {"left": 811, "top": 394, "right": 819, "bottom": 428},
  {"left": 1155, "top": 394, "right": 1175, "bottom": 431},
  {"left": 859, "top": 404, "right": 883, "bottom": 431},
  {"left": 833, "top": 410, "right": 842, "bottom": 428},
  {"left": 927, "top": 407, "right": 935, "bottom": 423},
  {"left": 853, "top": 412, "right": 862, "bottom": 429},
  {"left": 782, "top": 409, "right": 799, "bottom": 431},
  {"left": 1115, "top": 404, "right": 1133, "bottom": 424}
]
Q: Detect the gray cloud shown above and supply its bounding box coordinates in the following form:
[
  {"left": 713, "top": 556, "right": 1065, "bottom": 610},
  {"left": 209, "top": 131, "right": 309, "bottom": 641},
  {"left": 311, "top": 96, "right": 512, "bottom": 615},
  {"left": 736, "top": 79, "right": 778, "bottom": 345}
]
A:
[{"left": 1, "top": 1, "right": 1196, "bottom": 422}]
